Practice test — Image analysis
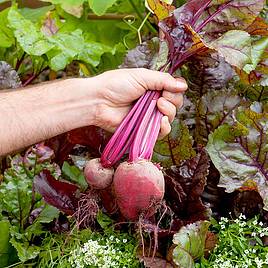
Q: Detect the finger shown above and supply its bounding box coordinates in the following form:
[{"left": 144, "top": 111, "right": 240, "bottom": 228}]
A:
[
  {"left": 158, "top": 116, "right": 171, "bottom": 139},
  {"left": 162, "top": 91, "right": 184, "bottom": 108},
  {"left": 96, "top": 106, "right": 131, "bottom": 132},
  {"left": 130, "top": 68, "right": 188, "bottom": 93},
  {"left": 157, "top": 97, "right": 176, "bottom": 123}
]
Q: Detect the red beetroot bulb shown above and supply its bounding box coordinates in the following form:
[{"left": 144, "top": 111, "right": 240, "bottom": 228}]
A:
[
  {"left": 84, "top": 158, "right": 114, "bottom": 189},
  {"left": 113, "top": 160, "right": 165, "bottom": 220}
]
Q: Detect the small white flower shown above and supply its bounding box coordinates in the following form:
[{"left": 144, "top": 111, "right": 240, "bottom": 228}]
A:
[
  {"left": 239, "top": 214, "right": 246, "bottom": 220},
  {"left": 251, "top": 232, "right": 257, "bottom": 237},
  {"left": 239, "top": 221, "right": 246, "bottom": 227},
  {"left": 123, "top": 239, "right": 127, "bottom": 243},
  {"left": 244, "top": 249, "right": 249, "bottom": 254},
  {"left": 259, "top": 221, "right": 264, "bottom": 226},
  {"left": 220, "top": 217, "right": 228, "bottom": 223}
]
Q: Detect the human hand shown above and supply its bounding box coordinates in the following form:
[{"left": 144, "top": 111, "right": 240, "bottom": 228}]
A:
[{"left": 92, "top": 68, "right": 187, "bottom": 138}]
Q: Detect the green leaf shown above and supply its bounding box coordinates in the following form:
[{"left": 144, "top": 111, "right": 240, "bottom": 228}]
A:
[
  {"left": 0, "top": 146, "right": 60, "bottom": 227},
  {"left": 10, "top": 236, "right": 40, "bottom": 263},
  {"left": 237, "top": 83, "right": 268, "bottom": 103},
  {"left": 36, "top": 205, "right": 59, "bottom": 223},
  {"left": 153, "top": 119, "right": 196, "bottom": 167},
  {"left": 62, "top": 161, "right": 88, "bottom": 191},
  {"left": 209, "top": 30, "right": 252, "bottom": 69},
  {"left": 20, "top": 5, "right": 55, "bottom": 23},
  {"left": 8, "top": 7, "right": 54, "bottom": 56},
  {"left": 47, "top": 29, "right": 84, "bottom": 70},
  {"left": 88, "top": 0, "right": 118, "bottom": 16},
  {"left": 96, "top": 211, "right": 113, "bottom": 230},
  {"left": 200, "top": 0, "right": 265, "bottom": 42},
  {"left": 0, "top": 9, "right": 14, "bottom": 48},
  {"left": 42, "top": 0, "right": 84, "bottom": 4},
  {"left": 206, "top": 102, "right": 268, "bottom": 210},
  {"left": 0, "top": 220, "right": 10, "bottom": 268},
  {"left": 46, "top": 28, "right": 111, "bottom": 71},
  {"left": 243, "top": 37, "right": 268, "bottom": 73},
  {"left": 0, "top": 155, "right": 34, "bottom": 227},
  {"left": 172, "top": 221, "right": 210, "bottom": 268},
  {"left": 41, "top": 0, "right": 85, "bottom": 17},
  {"left": 78, "top": 42, "right": 112, "bottom": 67}
]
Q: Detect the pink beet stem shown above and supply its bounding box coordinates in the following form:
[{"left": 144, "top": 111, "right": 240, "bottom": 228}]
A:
[
  {"left": 100, "top": 92, "right": 148, "bottom": 167},
  {"left": 107, "top": 91, "right": 156, "bottom": 164},
  {"left": 139, "top": 93, "right": 160, "bottom": 155},
  {"left": 129, "top": 91, "right": 161, "bottom": 162},
  {"left": 143, "top": 109, "right": 162, "bottom": 159},
  {"left": 101, "top": 90, "right": 158, "bottom": 167},
  {"left": 101, "top": 86, "right": 163, "bottom": 167}
]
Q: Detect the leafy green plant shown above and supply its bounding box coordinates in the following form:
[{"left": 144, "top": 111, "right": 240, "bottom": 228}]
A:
[
  {"left": 0, "top": 144, "right": 61, "bottom": 264},
  {"left": 36, "top": 212, "right": 140, "bottom": 268},
  {"left": 197, "top": 215, "right": 268, "bottom": 268},
  {"left": 172, "top": 221, "right": 210, "bottom": 268},
  {"left": 0, "top": 0, "right": 149, "bottom": 85}
]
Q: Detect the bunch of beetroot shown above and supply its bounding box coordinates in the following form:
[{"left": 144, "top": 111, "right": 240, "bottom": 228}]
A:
[{"left": 84, "top": 90, "right": 165, "bottom": 221}]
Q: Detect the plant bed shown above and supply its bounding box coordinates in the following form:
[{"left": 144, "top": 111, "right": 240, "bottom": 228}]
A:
[{"left": 0, "top": 0, "right": 268, "bottom": 267}]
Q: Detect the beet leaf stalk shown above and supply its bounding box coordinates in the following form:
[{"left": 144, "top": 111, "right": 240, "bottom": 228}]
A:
[{"left": 100, "top": 90, "right": 163, "bottom": 167}]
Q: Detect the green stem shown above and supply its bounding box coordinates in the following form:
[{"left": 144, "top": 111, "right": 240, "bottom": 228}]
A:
[
  {"left": 137, "top": 12, "right": 151, "bottom": 44},
  {"left": 128, "top": 0, "right": 157, "bottom": 34}
]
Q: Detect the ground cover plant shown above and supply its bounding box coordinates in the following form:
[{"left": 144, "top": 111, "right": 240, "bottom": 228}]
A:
[{"left": 0, "top": 0, "right": 268, "bottom": 267}]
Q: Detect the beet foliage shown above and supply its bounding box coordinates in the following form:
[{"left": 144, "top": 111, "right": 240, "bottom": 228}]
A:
[{"left": 0, "top": 0, "right": 268, "bottom": 267}]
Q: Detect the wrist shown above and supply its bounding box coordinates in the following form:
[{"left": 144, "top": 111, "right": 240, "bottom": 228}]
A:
[{"left": 73, "top": 76, "right": 103, "bottom": 128}]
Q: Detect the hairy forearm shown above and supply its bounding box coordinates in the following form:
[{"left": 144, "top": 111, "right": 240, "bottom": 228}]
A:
[{"left": 0, "top": 78, "right": 99, "bottom": 156}]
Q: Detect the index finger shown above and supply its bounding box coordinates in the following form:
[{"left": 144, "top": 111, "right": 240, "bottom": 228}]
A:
[{"left": 139, "top": 69, "right": 188, "bottom": 93}]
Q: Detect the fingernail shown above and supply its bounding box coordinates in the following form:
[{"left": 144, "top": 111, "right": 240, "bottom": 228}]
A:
[{"left": 163, "top": 115, "right": 169, "bottom": 124}]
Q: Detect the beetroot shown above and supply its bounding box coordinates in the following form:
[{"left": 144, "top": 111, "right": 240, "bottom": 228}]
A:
[
  {"left": 97, "top": 90, "right": 165, "bottom": 220},
  {"left": 83, "top": 90, "right": 166, "bottom": 220},
  {"left": 113, "top": 161, "right": 164, "bottom": 220},
  {"left": 84, "top": 158, "right": 114, "bottom": 189}
]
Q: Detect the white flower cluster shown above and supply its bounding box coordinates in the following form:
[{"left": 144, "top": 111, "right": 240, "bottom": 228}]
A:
[
  {"left": 69, "top": 235, "right": 137, "bottom": 268},
  {"left": 212, "top": 252, "right": 268, "bottom": 268},
  {"left": 210, "top": 214, "right": 268, "bottom": 268},
  {"left": 219, "top": 214, "right": 268, "bottom": 237}
]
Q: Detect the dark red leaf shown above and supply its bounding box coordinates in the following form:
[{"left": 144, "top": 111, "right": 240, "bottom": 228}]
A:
[
  {"left": 186, "top": 53, "right": 234, "bottom": 100},
  {"left": 164, "top": 148, "right": 210, "bottom": 222},
  {"left": 232, "top": 190, "right": 264, "bottom": 219},
  {"left": 67, "top": 126, "right": 106, "bottom": 149},
  {"left": 34, "top": 170, "right": 79, "bottom": 215},
  {"left": 159, "top": 0, "right": 264, "bottom": 74},
  {"left": 46, "top": 126, "right": 110, "bottom": 164},
  {"left": 204, "top": 231, "right": 218, "bottom": 258},
  {"left": 99, "top": 186, "right": 118, "bottom": 215},
  {"left": 139, "top": 256, "right": 173, "bottom": 268}
]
